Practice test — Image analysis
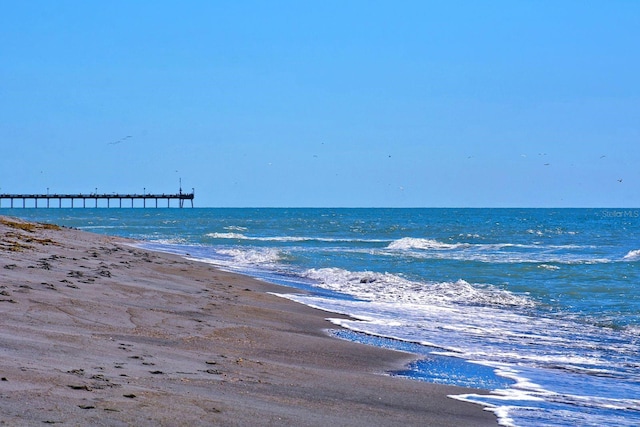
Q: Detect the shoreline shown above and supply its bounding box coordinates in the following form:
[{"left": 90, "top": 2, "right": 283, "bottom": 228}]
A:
[{"left": 0, "top": 216, "right": 498, "bottom": 426}]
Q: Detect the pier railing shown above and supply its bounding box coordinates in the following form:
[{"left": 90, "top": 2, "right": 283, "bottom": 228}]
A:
[{"left": 0, "top": 192, "right": 195, "bottom": 208}]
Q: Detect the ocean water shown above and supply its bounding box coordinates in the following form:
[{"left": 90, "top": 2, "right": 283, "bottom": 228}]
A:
[{"left": 3, "top": 208, "right": 639, "bottom": 426}]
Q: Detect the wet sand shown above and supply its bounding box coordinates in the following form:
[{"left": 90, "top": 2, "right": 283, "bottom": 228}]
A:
[{"left": 0, "top": 216, "right": 497, "bottom": 426}]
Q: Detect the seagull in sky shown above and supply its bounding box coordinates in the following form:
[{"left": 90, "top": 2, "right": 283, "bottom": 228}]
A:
[{"left": 108, "top": 135, "right": 133, "bottom": 145}]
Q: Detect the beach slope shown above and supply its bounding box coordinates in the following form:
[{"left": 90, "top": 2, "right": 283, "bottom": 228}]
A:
[{"left": 0, "top": 216, "right": 497, "bottom": 426}]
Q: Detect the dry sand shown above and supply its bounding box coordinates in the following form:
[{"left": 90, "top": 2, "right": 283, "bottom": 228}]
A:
[{"left": 0, "top": 216, "right": 498, "bottom": 426}]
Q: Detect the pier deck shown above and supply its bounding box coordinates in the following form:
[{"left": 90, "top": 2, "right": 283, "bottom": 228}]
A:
[{"left": 0, "top": 192, "right": 194, "bottom": 208}]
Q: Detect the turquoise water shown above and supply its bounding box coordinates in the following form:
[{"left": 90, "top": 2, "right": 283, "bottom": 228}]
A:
[{"left": 3, "top": 208, "right": 639, "bottom": 426}]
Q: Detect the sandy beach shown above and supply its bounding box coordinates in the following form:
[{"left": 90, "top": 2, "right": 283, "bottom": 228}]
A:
[{"left": 0, "top": 216, "right": 497, "bottom": 426}]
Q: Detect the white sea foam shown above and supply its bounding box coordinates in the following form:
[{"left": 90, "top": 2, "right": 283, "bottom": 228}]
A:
[
  {"left": 382, "top": 237, "right": 610, "bottom": 265},
  {"left": 224, "top": 225, "right": 248, "bottom": 231},
  {"left": 387, "top": 237, "right": 467, "bottom": 250},
  {"left": 147, "top": 238, "right": 189, "bottom": 245},
  {"left": 388, "top": 240, "right": 591, "bottom": 252},
  {"left": 206, "top": 232, "right": 387, "bottom": 243},
  {"left": 206, "top": 232, "right": 309, "bottom": 242},
  {"left": 539, "top": 264, "right": 561, "bottom": 270},
  {"left": 207, "top": 232, "right": 247, "bottom": 239},
  {"left": 216, "top": 248, "right": 283, "bottom": 266},
  {"left": 526, "top": 228, "right": 579, "bottom": 237},
  {"left": 280, "top": 288, "right": 619, "bottom": 371},
  {"left": 624, "top": 325, "right": 640, "bottom": 336},
  {"left": 460, "top": 233, "right": 481, "bottom": 239},
  {"left": 623, "top": 249, "right": 640, "bottom": 261},
  {"left": 266, "top": 274, "right": 640, "bottom": 427},
  {"left": 302, "top": 267, "right": 534, "bottom": 308}
]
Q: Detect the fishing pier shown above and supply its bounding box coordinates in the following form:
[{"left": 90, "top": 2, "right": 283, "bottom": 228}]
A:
[{"left": 0, "top": 190, "right": 195, "bottom": 208}]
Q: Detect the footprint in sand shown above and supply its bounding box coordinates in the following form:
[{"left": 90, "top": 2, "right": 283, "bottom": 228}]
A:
[{"left": 67, "top": 384, "right": 92, "bottom": 391}]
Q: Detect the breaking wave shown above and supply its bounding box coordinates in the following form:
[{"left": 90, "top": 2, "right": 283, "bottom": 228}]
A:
[
  {"left": 206, "top": 232, "right": 387, "bottom": 244},
  {"left": 387, "top": 237, "right": 468, "bottom": 250},
  {"left": 302, "top": 267, "right": 534, "bottom": 309},
  {"left": 385, "top": 237, "right": 610, "bottom": 265},
  {"left": 215, "top": 248, "right": 284, "bottom": 266},
  {"left": 623, "top": 249, "right": 640, "bottom": 261}
]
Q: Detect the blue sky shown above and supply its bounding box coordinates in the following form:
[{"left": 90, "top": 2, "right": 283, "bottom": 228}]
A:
[{"left": 1, "top": 1, "right": 638, "bottom": 207}]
